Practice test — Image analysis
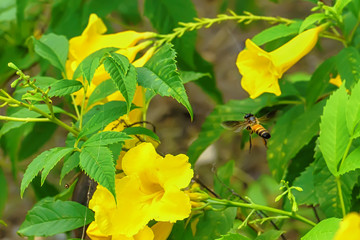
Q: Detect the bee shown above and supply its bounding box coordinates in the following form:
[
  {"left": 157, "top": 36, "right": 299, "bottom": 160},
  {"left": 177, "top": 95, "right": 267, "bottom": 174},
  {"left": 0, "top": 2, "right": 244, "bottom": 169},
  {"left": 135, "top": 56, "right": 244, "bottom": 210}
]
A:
[{"left": 222, "top": 113, "right": 271, "bottom": 150}]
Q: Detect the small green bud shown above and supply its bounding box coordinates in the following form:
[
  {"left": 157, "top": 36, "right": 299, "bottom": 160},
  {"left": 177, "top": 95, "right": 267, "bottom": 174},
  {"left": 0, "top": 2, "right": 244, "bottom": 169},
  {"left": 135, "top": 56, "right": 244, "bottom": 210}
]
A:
[
  {"left": 10, "top": 78, "right": 21, "bottom": 88},
  {"left": 7, "top": 62, "right": 19, "bottom": 70}
]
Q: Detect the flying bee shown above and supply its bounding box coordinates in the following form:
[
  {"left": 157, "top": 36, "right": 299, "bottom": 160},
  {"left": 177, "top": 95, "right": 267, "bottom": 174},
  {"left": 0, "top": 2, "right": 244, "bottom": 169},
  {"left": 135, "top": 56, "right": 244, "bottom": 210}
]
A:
[{"left": 222, "top": 113, "right": 271, "bottom": 150}]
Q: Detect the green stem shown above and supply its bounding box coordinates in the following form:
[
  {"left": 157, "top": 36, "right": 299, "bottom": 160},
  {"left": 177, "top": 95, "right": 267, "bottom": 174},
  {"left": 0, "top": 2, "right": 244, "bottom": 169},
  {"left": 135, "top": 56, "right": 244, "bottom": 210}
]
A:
[
  {"left": 336, "top": 176, "right": 346, "bottom": 217},
  {"left": 208, "top": 198, "right": 316, "bottom": 227},
  {"left": 0, "top": 116, "right": 50, "bottom": 122},
  {"left": 321, "top": 32, "right": 347, "bottom": 46},
  {"left": 338, "top": 137, "right": 353, "bottom": 171},
  {"left": 347, "top": 19, "right": 360, "bottom": 45}
]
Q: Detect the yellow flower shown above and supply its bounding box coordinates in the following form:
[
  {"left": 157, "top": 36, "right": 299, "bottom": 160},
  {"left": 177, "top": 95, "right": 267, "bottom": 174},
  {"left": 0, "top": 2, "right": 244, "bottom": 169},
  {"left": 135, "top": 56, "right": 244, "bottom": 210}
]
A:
[
  {"left": 334, "top": 212, "right": 360, "bottom": 240},
  {"left": 88, "top": 143, "right": 193, "bottom": 238},
  {"left": 65, "top": 13, "right": 155, "bottom": 110},
  {"left": 330, "top": 74, "right": 342, "bottom": 87},
  {"left": 236, "top": 26, "right": 323, "bottom": 99}
]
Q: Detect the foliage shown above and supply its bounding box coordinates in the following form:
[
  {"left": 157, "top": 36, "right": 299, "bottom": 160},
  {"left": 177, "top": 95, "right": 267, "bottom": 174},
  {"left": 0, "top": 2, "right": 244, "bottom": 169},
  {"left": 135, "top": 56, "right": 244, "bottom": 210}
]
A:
[{"left": 0, "top": 0, "right": 360, "bottom": 239}]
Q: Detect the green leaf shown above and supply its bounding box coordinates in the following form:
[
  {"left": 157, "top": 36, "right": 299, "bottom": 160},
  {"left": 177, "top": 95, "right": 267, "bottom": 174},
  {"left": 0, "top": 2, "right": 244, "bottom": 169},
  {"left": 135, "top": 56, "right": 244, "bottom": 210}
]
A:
[
  {"left": 252, "top": 21, "right": 301, "bottom": 46},
  {"left": 73, "top": 47, "right": 118, "bottom": 82},
  {"left": 32, "top": 33, "right": 68, "bottom": 73},
  {"left": 122, "top": 127, "right": 160, "bottom": 142},
  {"left": 216, "top": 234, "right": 251, "bottom": 240},
  {"left": 87, "top": 79, "right": 117, "bottom": 107},
  {"left": 41, "top": 147, "right": 74, "bottom": 185},
  {"left": 144, "top": 0, "right": 197, "bottom": 68},
  {"left": 103, "top": 52, "right": 137, "bottom": 114},
  {"left": 18, "top": 200, "right": 94, "bottom": 237},
  {"left": 299, "top": 13, "right": 326, "bottom": 33},
  {"left": 48, "top": 80, "right": 83, "bottom": 97},
  {"left": 339, "top": 147, "right": 360, "bottom": 175},
  {"left": 83, "top": 131, "right": 132, "bottom": 147},
  {"left": 319, "top": 84, "right": 350, "bottom": 176},
  {"left": 314, "top": 154, "right": 355, "bottom": 217},
  {"left": 214, "top": 160, "right": 235, "bottom": 198},
  {"left": 60, "top": 152, "right": 80, "bottom": 184},
  {"left": 306, "top": 57, "right": 337, "bottom": 107},
  {"left": 255, "top": 230, "right": 285, "bottom": 240},
  {"left": 301, "top": 218, "right": 341, "bottom": 240},
  {"left": 79, "top": 101, "right": 130, "bottom": 138},
  {"left": 180, "top": 71, "right": 211, "bottom": 84},
  {"left": 293, "top": 162, "right": 319, "bottom": 205},
  {"left": 336, "top": 47, "right": 360, "bottom": 89},
  {"left": 79, "top": 146, "right": 116, "bottom": 200},
  {"left": 20, "top": 148, "right": 60, "bottom": 197},
  {"left": 334, "top": 0, "right": 352, "bottom": 14},
  {"left": 0, "top": 168, "right": 7, "bottom": 217},
  {"left": 347, "top": 77, "right": 360, "bottom": 137},
  {"left": 187, "top": 96, "right": 273, "bottom": 165},
  {"left": 268, "top": 102, "right": 325, "bottom": 181},
  {"left": 137, "top": 43, "right": 193, "bottom": 119}
]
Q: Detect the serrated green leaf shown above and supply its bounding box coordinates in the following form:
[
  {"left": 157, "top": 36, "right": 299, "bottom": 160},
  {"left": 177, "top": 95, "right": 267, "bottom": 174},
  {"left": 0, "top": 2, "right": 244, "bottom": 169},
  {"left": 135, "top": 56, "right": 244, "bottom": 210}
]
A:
[
  {"left": 20, "top": 148, "right": 58, "bottom": 197},
  {"left": 122, "top": 127, "right": 160, "bottom": 142},
  {"left": 18, "top": 200, "right": 94, "bottom": 237},
  {"left": 48, "top": 80, "right": 83, "bottom": 97},
  {"left": 79, "top": 101, "right": 130, "bottom": 138},
  {"left": 73, "top": 47, "right": 118, "bottom": 82},
  {"left": 319, "top": 84, "right": 350, "bottom": 176},
  {"left": 268, "top": 102, "right": 325, "bottom": 181},
  {"left": 252, "top": 21, "right": 301, "bottom": 46},
  {"left": 41, "top": 147, "right": 74, "bottom": 185},
  {"left": 137, "top": 43, "right": 193, "bottom": 120},
  {"left": 32, "top": 33, "right": 68, "bottom": 73},
  {"left": 180, "top": 71, "right": 211, "bottom": 84},
  {"left": 337, "top": 47, "right": 360, "bottom": 89},
  {"left": 299, "top": 13, "right": 326, "bottom": 33},
  {"left": 87, "top": 79, "right": 117, "bottom": 107},
  {"left": 301, "top": 218, "right": 341, "bottom": 240},
  {"left": 60, "top": 152, "right": 80, "bottom": 184},
  {"left": 83, "top": 131, "right": 132, "bottom": 147},
  {"left": 314, "top": 154, "right": 355, "bottom": 217},
  {"left": 0, "top": 105, "right": 65, "bottom": 137},
  {"left": 339, "top": 147, "right": 360, "bottom": 175},
  {"left": 293, "top": 162, "right": 318, "bottom": 205},
  {"left": 346, "top": 80, "right": 360, "bottom": 135},
  {"left": 79, "top": 146, "right": 116, "bottom": 200},
  {"left": 187, "top": 96, "right": 273, "bottom": 165},
  {"left": 306, "top": 57, "right": 337, "bottom": 107},
  {"left": 103, "top": 52, "right": 137, "bottom": 114}
]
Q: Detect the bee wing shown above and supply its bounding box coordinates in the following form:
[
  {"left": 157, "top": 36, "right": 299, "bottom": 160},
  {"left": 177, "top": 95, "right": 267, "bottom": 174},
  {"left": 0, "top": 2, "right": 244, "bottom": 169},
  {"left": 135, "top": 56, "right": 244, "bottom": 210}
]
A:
[
  {"left": 256, "top": 115, "right": 270, "bottom": 123},
  {"left": 221, "top": 121, "right": 248, "bottom": 132}
]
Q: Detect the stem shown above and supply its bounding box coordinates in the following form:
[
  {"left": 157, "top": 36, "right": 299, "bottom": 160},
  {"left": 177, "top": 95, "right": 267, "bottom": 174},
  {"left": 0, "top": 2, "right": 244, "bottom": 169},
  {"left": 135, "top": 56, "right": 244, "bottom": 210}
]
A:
[
  {"left": 320, "top": 32, "right": 347, "bottom": 46},
  {"left": 347, "top": 19, "right": 360, "bottom": 45},
  {"left": 0, "top": 116, "right": 50, "bottom": 122},
  {"left": 208, "top": 198, "right": 316, "bottom": 227},
  {"left": 71, "top": 94, "right": 81, "bottom": 119},
  {"left": 336, "top": 176, "right": 346, "bottom": 217},
  {"left": 338, "top": 137, "right": 353, "bottom": 171}
]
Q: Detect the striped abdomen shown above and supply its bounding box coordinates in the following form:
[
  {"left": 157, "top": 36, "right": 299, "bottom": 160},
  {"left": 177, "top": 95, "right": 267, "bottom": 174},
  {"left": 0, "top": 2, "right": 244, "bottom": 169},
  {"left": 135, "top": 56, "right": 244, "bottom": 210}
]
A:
[{"left": 251, "top": 124, "right": 271, "bottom": 139}]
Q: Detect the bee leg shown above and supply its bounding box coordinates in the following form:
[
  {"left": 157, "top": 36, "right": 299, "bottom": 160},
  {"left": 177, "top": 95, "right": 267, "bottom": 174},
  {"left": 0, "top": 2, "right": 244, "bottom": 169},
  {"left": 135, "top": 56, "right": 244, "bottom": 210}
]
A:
[
  {"left": 263, "top": 138, "right": 268, "bottom": 149},
  {"left": 249, "top": 133, "right": 252, "bottom": 153}
]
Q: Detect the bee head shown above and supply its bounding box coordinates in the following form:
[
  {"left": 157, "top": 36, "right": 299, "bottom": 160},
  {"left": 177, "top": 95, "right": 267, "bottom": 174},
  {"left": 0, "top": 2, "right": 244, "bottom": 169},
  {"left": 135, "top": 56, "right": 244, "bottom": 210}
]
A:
[{"left": 244, "top": 113, "right": 253, "bottom": 119}]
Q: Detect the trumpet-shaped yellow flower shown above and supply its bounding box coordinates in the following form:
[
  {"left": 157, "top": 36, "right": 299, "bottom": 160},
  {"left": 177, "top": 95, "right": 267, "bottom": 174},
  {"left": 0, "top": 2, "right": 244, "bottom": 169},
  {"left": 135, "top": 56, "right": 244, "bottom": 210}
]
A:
[
  {"left": 334, "top": 212, "right": 360, "bottom": 240},
  {"left": 65, "top": 13, "right": 155, "bottom": 111},
  {"left": 88, "top": 143, "right": 193, "bottom": 238},
  {"left": 236, "top": 26, "right": 323, "bottom": 99}
]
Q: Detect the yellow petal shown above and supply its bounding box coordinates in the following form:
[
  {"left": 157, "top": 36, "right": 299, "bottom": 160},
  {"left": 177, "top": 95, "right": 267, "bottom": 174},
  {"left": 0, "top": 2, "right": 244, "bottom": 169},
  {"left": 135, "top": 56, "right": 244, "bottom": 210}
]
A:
[
  {"left": 122, "top": 142, "right": 158, "bottom": 176},
  {"left": 132, "top": 47, "right": 156, "bottom": 68},
  {"left": 330, "top": 74, "right": 342, "bottom": 87},
  {"left": 271, "top": 26, "right": 323, "bottom": 73},
  {"left": 156, "top": 153, "right": 193, "bottom": 190},
  {"left": 152, "top": 222, "right": 173, "bottom": 240},
  {"left": 87, "top": 221, "right": 111, "bottom": 240},
  {"left": 334, "top": 212, "right": 360, "bottom": 240},
  {"left": 236, "top": 26, "right": 323, "bottom": 99},
  {"left": 133, "top": 226, "right": 154, "bottom": 240},
  {"left": 152, "top": 190, "right": 192, "bottom": 222}
]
